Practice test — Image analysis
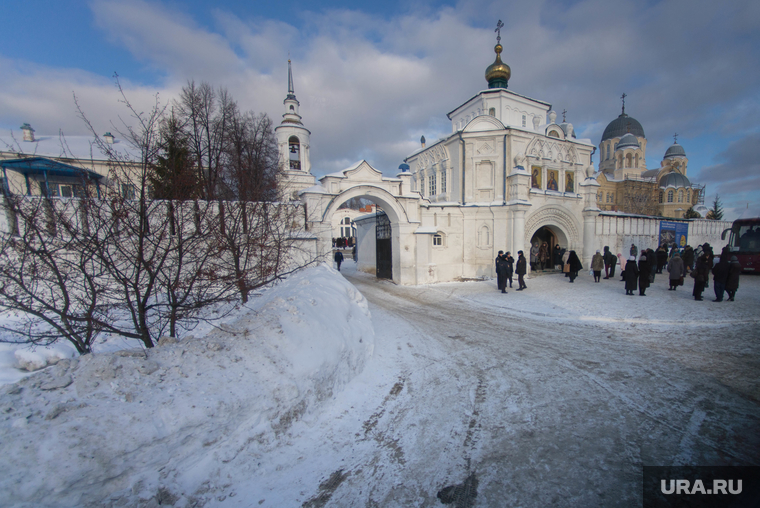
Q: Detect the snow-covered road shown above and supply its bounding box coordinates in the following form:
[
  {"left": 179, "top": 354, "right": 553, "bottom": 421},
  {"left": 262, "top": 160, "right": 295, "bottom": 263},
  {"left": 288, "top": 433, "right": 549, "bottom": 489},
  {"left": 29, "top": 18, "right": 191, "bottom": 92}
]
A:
[{"left": 234, "top": 263, "right": 760, "bottom": 507}]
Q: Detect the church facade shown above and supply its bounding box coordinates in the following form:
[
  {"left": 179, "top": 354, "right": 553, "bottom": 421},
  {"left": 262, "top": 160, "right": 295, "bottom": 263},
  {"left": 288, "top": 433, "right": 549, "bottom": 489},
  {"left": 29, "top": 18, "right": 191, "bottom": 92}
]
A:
[{"left": 251, "top": 35, "right": 727, "bottom": 286}]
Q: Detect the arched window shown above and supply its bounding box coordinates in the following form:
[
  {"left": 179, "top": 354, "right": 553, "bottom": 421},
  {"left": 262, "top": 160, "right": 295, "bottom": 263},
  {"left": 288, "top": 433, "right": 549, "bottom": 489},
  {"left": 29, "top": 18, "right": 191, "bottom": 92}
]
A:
[
  {"left": 678, "top": 190, "right": 683, "bottom": 203},
  {"left": 659, "top": 191, "right": 663, "bottom": 203},
  {"left": 489, "top": 108, "right": 496, "bottom": 117},
  {"left": 617, "top": 154, "right": 623, "bottom": 169},
  {"left": 626, "top": 154, "right": 633, "bottom": 168},
  {"left": 288, "top": 136, "right": 301, "bottom": 170},
  {"left": 686, "top": 190, "right": 690, "bottom": 203},
  {"left": 478, "top": 225, "right": 490, "bottom": 246},
  {"left": 667, "top": 190, "right": 674, "bottom": 203},
  {"left": 433, "top": 233, "right": 445, "bottom": 247},
  {"left": 548, "top": 130, "right": 560, "bottom": 138}
]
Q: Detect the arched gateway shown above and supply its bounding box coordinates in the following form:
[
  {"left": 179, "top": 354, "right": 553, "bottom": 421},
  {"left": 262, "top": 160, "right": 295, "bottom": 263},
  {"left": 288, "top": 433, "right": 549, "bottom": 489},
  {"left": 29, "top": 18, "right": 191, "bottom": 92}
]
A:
[{"left": 299, "top": 161, "right": 423, "bottom": 285}]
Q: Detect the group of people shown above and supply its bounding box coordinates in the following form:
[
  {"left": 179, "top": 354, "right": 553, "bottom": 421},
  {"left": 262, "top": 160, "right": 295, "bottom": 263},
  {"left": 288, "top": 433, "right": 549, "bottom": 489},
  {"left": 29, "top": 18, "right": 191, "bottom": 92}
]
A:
[
  {"left": 501, "top": 241, "right": 743, "bottom": 302},
  {"left": 529, "top": 242, "right": 566, "bottom": 272},
  {"left": 495, "top": 250, "right": 528, "bottom": 293},
  {"left": 665, "top": 243, "right": 742, "bottom": 301}
]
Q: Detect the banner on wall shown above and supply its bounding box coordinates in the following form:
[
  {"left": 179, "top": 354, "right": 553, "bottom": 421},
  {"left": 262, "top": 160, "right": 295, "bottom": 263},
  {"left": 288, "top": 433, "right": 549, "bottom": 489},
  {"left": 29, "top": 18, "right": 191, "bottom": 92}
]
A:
[{"left": 659, "top": 221, "right": 689, "bottom": 249}]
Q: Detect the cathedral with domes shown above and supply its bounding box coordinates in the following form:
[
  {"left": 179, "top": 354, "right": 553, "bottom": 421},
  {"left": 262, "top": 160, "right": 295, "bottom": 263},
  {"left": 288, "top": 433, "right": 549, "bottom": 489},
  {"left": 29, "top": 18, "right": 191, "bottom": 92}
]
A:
[
  {"left": 289, "top": 22, "right": 720, "bottom": 284},
  {"left": 594, "top": 96, "right": 706, "bottom": 218}
]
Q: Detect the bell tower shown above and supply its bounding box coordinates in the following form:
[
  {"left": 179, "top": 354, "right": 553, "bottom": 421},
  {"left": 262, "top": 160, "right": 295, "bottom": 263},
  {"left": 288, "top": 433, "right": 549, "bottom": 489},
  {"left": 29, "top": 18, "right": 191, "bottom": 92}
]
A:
[{"left": 275, "top": 59, "right": 315, "bottom": 199}]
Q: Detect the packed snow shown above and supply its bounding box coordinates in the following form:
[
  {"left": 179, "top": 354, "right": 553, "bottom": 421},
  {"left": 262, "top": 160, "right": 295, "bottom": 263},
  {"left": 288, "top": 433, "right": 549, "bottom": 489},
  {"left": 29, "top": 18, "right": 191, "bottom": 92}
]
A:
[{"left": 0, "top": 260, "right": 758, "bottom": 507}]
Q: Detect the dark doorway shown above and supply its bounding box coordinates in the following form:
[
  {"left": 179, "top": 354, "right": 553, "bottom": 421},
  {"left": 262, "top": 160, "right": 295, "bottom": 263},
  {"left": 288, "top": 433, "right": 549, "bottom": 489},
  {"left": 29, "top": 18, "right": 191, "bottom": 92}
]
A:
[
  {"left": 376, "top": 212, "right": 392, "bottom": 279},
  {"left": 530, "top": 226, "right": 558, "bottom": 271}
]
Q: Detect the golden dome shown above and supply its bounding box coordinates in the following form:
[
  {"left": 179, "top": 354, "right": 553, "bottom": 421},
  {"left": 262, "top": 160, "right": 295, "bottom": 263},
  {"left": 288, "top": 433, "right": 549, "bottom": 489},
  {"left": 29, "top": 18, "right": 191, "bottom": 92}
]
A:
[{"left": 485, "top": 44, "right": 511, "bottom": 89}]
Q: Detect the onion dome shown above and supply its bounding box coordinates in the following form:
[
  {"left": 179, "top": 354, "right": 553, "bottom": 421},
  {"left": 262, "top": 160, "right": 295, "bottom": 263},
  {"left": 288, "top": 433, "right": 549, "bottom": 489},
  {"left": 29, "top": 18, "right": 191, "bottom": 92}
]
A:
[
  {"left": 664, "top": 142, "right": 686, "bottom": 159},
  {"left": 659, "top": 172, "right": 691, "bottom": 189},
  {"left": 485, "top": 44, "right": 511, "bottom": 89},
  {"left": 601, "top": 114, "right": 645, "bottom": 142},
  {"left": 615, "top": 132, "right": 640, "bottom": 150}
]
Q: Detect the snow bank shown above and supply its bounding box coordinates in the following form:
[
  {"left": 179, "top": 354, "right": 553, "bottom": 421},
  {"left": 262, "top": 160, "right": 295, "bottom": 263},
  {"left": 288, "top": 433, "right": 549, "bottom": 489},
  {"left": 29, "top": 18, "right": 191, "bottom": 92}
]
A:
[{"left": 0, "top": 264, "right": 373, "bottom": 507}]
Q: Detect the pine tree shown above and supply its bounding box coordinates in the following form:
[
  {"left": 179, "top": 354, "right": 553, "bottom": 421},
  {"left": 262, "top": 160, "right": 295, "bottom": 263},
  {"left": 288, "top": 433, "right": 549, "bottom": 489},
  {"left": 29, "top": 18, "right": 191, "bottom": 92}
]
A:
[
  {"left": 705, "top": 195, "right": 724, "bottom": 220},
  {"left": 684, "top": 206, "right": 701, "bottom": 219},
  {"left": 150, "top": 113, "right": 200, "bottom": 201}
]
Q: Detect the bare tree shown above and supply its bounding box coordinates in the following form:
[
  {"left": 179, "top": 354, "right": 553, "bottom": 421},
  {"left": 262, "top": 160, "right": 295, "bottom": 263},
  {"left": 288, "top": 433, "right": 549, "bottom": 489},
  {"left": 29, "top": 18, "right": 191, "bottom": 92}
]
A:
[{"left": 0, "top": 76, "right": 319, "bottom": 354}]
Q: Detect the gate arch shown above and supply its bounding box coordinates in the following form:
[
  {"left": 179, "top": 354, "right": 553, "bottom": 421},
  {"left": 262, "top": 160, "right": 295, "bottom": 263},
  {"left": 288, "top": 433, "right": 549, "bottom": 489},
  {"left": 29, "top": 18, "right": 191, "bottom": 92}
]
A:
[{"left": 524, "top": 205, "right": 581, "bottom": 250}]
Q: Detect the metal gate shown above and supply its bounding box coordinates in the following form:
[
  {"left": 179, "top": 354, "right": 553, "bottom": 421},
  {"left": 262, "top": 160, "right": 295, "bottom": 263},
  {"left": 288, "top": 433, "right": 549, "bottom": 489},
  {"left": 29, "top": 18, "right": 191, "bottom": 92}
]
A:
[{"left": 375, "top": 212, "right": 392, "bottom": 279}]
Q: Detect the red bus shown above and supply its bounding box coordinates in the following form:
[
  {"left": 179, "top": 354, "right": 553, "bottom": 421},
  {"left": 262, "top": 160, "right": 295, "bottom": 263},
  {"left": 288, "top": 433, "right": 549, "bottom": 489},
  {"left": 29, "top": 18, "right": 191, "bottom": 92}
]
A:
[{"left": 722, "top": 217, "right": 760, "bottom": 272}]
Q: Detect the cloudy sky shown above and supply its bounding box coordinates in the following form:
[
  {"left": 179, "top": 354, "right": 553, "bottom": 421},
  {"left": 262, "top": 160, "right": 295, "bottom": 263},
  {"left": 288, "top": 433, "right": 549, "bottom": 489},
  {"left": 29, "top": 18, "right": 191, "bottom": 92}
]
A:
[{"left": 1, "top": 0, "right": 758, "bottom": 219}]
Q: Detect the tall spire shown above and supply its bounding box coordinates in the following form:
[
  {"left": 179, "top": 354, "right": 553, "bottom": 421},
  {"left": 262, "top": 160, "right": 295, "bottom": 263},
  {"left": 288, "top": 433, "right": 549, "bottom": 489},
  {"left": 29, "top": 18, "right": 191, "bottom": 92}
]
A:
[
  {"left": 281, "top": 59, "right": 302, "bottom": 125},
  {"left": 287, "top": 59, "right": 296, "bottom": 100}
]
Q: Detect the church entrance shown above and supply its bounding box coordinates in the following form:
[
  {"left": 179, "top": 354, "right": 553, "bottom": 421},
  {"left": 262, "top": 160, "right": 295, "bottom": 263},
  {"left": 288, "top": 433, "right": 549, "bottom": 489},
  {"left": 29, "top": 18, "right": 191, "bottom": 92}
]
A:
[
  {"left": 530, "top": 226, "right": 560, "bottom": 271},
  {"left": 375, "top": 212, "right": 392, "bottom": 279}
]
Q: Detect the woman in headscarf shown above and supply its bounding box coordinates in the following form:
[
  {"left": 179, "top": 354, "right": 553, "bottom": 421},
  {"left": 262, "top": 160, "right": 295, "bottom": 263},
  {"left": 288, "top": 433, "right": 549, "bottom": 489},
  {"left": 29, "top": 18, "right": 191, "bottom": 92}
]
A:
[
  {"left": 591, "top": 250, "right": 604, "bottom": 283},
  {"left": 667, "top": 252, "right": 684, "bottom": 290},
  {"left": 637, "top": 252, "right": 650, "bottom": 296},
  {"left": 566, "top": 250, "right": 583, "bottom": 283}
]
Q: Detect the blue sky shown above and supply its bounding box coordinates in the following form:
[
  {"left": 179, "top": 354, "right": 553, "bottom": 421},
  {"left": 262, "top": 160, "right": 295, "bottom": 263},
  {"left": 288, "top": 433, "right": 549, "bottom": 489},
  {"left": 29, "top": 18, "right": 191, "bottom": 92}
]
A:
[{"left": 1, "top": 0, "right": 758, "bottom": 219}]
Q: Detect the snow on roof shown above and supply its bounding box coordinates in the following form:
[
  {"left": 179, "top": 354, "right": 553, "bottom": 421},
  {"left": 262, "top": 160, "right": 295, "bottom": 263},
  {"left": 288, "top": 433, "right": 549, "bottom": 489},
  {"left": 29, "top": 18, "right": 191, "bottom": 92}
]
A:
[{"left": 0, "top": 131, "right": 141, "bottom": 161}]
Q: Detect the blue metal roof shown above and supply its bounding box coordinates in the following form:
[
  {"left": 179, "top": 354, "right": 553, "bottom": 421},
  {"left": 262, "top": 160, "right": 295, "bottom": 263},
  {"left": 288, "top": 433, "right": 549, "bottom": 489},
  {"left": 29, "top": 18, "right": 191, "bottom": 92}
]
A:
[{"left": 0, "top": 157, "right": 103, "bottom": 180}]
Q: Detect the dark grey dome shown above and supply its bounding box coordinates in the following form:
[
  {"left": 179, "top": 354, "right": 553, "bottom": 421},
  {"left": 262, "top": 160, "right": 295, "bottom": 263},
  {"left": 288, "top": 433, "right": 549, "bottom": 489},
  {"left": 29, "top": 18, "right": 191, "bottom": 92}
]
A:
[
  {"left": 601, "top": 113, "right": 645, "bottom": 142},
  {"left": 664, "top": 143, "right": 686, "bottom": 159},
  {"left": 616, "top": 133, "right": 640, "bottom": 150},
  {"left": 659, "top": 172, "right": 691, "bottom": 189}
]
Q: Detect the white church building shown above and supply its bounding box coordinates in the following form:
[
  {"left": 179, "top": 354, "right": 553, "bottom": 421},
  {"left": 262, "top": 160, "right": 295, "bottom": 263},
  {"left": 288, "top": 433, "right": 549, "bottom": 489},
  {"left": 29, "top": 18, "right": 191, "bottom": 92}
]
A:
[{"left": 277, "top": 35, "right": 729, "bottom": 285}]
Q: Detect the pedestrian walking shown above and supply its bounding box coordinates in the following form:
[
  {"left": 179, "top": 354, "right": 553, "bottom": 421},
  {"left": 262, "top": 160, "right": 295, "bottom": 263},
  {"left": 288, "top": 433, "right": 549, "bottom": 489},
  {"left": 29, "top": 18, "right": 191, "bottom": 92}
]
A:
[
  {"left": 624, "top": 256, "right": 638, "bottom": 295},
  {"left": 566, "top": 250, "right": 582, "bottom": 283},
  {"left": 516, "top": 251, "right": 527, "bottom": 290},
  {"left": 726, "top": 256, "right": 741, "bottom": 301},
  {"left": 334, "top": 250, "right": 344, "bottom": 271},
  {"left": 603, "top": 246, "right": 617, "bottom": 279},
  {"left": 630, "top": 244, "right": 638, "bottom": 259},
  {"left": 711, "top": 250, "right": 730, "bottom": 302},
  {"left": 591, "top": 250, "right": 604, "bottom": 283},
  {"left": 691, "top": 253, "right": 710, "bottom": 301}
]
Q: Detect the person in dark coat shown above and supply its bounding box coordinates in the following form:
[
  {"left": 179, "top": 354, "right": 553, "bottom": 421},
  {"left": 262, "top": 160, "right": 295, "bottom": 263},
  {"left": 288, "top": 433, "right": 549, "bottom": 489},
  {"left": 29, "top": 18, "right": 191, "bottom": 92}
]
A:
[
  {"left": 702, "top": 243, "right": 714, "bottom": 289},
  {"left": 566, "top": 250, "right": 582, "bottom": 283},
  {"left": 711, "top": 250, "right": 730, "bottom": 302},
  {"left": 646, "top": 248, "right": 657, "bottom": 283},
  {"left": 516, "top": 251, "right": 527, "bottom": 290},
  {"left": 603, "top": 246, "right": 611, "bottom": 278},
  {"left": 334, "top": 250, "right": 344, "bottom": 271},
  {"left": 656, "top": 245, "right": 668, "bottom": 274},
  {"left": 505, "top": 252, "right": 515, "bottom": 288},
  {"left": 495, "top": 251, "right": 505, "bottom": 292},
  {"left": 638, "top": 253, "right": 650, "bottom": 296},
  {"left": 553, "top": 244, "right": 562, "bottom": 270},
  {"left": 682, "top": 245, "right": 695, "bottom": 272},
  {"left": 691, "top": 253, "right": 710, "bottom": 301},
  {"left": 667, "top": 252, "right": 684, "bottom": 290},
  {"left": 726, "top": 256, "right": 741, "bottom": 301},
  {"left": 623, "top": 256, "right": 638, "bottom": 295}
]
